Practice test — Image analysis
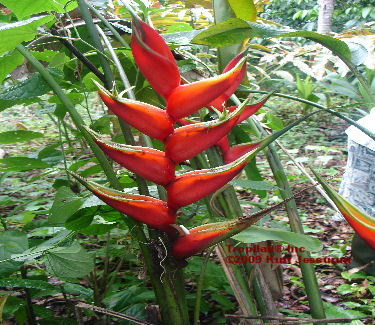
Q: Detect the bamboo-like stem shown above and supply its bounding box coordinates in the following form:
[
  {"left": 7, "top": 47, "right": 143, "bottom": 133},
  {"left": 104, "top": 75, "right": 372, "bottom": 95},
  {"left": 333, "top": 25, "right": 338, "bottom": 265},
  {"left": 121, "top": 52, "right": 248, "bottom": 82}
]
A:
[
  {"left": 193, "top": 247, "right": 215, "bottom": 325},
  {"left": 85, "top": 0, "right": 130, "bottom": 49}
]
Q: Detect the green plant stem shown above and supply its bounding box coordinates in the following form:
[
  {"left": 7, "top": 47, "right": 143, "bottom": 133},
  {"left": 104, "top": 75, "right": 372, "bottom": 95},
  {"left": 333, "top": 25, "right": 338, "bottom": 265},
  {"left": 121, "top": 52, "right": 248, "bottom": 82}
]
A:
[
  {"left": 194, "top": 247, "right": 215, "bottom": 325},
  {"left": 85, "top": 0, "right": 130, "bottom": 49},
  {"left": 77, "top": 0, "right": 114, "bottom": 90},
  {"left": 264, "top": 137, "right": 326, "bottom": 321},
  {"left": 57, "top": 118, "right": 71, "bottom": 183},
  {"left": 21, "top": 266, "right": 37, "bottom": 325}
]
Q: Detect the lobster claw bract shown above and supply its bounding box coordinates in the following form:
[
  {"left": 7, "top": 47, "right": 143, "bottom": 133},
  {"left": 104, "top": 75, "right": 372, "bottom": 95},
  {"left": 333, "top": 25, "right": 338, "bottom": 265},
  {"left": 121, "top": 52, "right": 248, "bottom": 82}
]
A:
[
  {"left": 131, "top": 18, "right": 180, "bottom": 99},
  {"left": 70, "top": 172, "right": 177, "bottom": 233},
  {"left": 208, "top": 51, "right": 248, "bottom": 111},
  {"left": 172, "top": 220, "right": 248, "bottom": 259},
  {"left": 167, "top": 58, "right": 247, "bottom": 121},
  {"left": 85, "top": 127, "right": 175, "bottom": 186},
  {"left": 164, "top": 99, "right": 249, "bottom": 163},
  {"left": 166, "top": 150, "right": 255, "bottom": 209},
  {"left": 96, "top": 82, "right": 174, "bottom": 141},
  {"left": 312, "top": 169, "right": 375, "bottom": 250}
]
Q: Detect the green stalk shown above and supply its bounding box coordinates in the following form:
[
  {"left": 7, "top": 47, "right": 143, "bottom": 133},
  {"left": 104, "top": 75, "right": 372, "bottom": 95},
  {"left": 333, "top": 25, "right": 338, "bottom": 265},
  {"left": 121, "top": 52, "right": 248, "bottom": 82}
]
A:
[
  {"left": 194, "top": 247, "right": 215, "bottom": 325},
  {"left": 263, "top": 136, "right": 326, "bottom": 321},
  {"left": 85, "top": 0, "right": 130, "bottom": 49},
  {"left": 77, "top": 0, "right": 114, "bottom": 90}
]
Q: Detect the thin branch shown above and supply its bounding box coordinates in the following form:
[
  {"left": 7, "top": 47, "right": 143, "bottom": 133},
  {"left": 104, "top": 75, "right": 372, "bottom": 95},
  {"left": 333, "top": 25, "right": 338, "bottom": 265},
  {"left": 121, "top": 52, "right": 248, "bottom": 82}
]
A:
[
  {"left": 49, "top": 28, "right": 106, "bottom": 83},
  {"left": 225, "top": 314, "right": 354, "bottom": 324},
  {"left": 76, "top": 302, "right": 153, "bottom": 325}
]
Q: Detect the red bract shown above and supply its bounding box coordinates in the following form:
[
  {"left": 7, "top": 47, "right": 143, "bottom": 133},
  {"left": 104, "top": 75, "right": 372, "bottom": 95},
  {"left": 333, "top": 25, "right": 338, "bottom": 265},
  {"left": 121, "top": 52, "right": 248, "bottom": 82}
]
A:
[
  {"left": 96, "top": 82, "right": 174, "bottom": 141},
  {"left": 164, "top": 100, "right": 248, "bottom": 164},
  {"left": 166, "top": 58, "right": 246, "bottom": 121},
  {"left": 312, "top": 170, "right": 375, "bottom": 250},
  {"left": 172, "top": 220, "right": 248, "bottom": 259},
  {"left": 166, "top": 150, "right": 256, "bottom": 209},
  {"left": 86, "top": 127, "right": 175, "bottom": 186},
  {"left": 131, "top": 19, "right": 180, "bottom": 99},
  {"left": 71, "top": 172, "right": 177, "bottom": 234}
]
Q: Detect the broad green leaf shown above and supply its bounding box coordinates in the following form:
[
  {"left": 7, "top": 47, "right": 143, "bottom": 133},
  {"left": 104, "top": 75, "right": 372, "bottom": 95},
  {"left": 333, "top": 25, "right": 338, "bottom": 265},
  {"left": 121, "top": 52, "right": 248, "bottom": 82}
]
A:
[
  {"left": 230, "top": 179, "right": 277, "bottom": 191},
  {"left": 65, "top": 196, "right": 122, "bottom": 232},
  {"left": 49, "top": 187, "right": 83, "bottom": 224},
  {"left": 233, "top": 226, "right": 323, "bottom": 252},
  {"left": 0, "top": 230, "right": 28, "bottom": 276},
  {"left": 44, "top": 242, "right": 94, "bottom": 278},
  {"left": 228, "top": 0, "right": 257, "bottom": 22},
  {"left": 324, "top": 302, "right": 366, "bottom": 319},
  {"left": 0, "top": 157, "right": 49, "bottom": 172},
  {"left": 0, "top": 51, "right": 23, "bottom": 84},
  {"left": 192, "top": 19, "right": 354, "bottom": 64},
  {"left": 0, "top": 15, "right": 53, "bottom": 56},
  {"left": 38, "top": 144, "right": 63, "bottom": 166},
  {"left": 0, "top": 98, "right": 37, "bottom": 113},
  {"left": 0, "top": 68, "right": 63, "bottom": 101},
  {"left": 162, "top": 30, "right": 202, "bottom": 46},
  {"left": 1, "top": 0, "right": 77, "bottom": 20},
  {"left": 0, "top": 130, "right": 43, "bottom": 144},
  {"left": 0, "top": 278, "right": 56, "bottom": 291},
  {"left": 192, "top": 18, "right": 257, "bottom": 47}
]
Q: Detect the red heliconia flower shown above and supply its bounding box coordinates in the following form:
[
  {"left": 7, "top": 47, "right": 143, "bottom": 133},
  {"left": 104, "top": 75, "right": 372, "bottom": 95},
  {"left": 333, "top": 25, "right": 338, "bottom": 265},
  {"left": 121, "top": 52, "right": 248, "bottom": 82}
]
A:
[
  {"left": 70, "top": 172, "right": 177, "bottom": 234},
  {"left": 131, "top": 18, "right": 180, "bottom": 99},
  {"left": 76, "top": 16, "right": 298, "bottom": 258},
  {"left": 95, "top": 81, "right": 174, "bottom": 141},
  {"left": 166, "top": 58, "right": 246, "bottom": 121},
  {"left": 172, "top": 220, "right": 248, "bottom": 259},
  {"left": 164, "top": 99, "right": 248, "bottom": 164},
  {"left": 312, "top": 170, "right": 375, "bottom": 250},
  {"left": 85, "top": 127, "right": 175, "bottom": 186},
  {"left": 166, "top": 149, "right": 256, "bottom": 209}
]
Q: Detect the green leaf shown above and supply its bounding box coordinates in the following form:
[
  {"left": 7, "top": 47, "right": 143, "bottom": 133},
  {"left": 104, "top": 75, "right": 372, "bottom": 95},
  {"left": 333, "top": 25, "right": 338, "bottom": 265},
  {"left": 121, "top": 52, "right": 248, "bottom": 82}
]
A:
[
  {"left": 0, "top": 68, "right": 63, "bottom": 101},
  {"left": 49, "top": 187, "right": 83, "bottom": 225},
  {"left": 0, "top": 230, "right": 28, "bottom": 276},
  {"left": 228, "top": 0, "right": 256, "bottom": 22},
  {"left": 38, "top": 144, "right": 63, "bottom": 166},
  {"left": 162, "top": 30, "right": 202, "bottom": 46},
  {"left": 192, "top": 18, "right": 256, "bottom": 47},
  {"left": 264, "top": 112, "right": 284, "bottom": 130},
  {"left": 0, "top": 51, "right": 23, "bottom": 84},
  {"left": 324, "top": 302, "right": 366, "bottom": 319},
  {"left": 230, "top": 179, "right": 277, "bottom": 191},
  {"left": 233, "top": 226, "right": 323, "bottom": 252},
  {"left": 0, "top": 15, "right": 53, "bottom": 56},
  {"left": 192, "top": 19, "right": 354, "bottom": 64},
  {"left": 0, "top": 157, "right": 49, "bottom": 172},
  {"left": 1, "top": 0, "right": 77, "bottom": 20},
  {"left": 0, "top": 130, "right": 43, "bottom": 144},
  {"left": 44, "top": 242, "right": 94, "bottom": 278},
  {"left": 0, "top": 278, "right": 56, "bottom": 290}
]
